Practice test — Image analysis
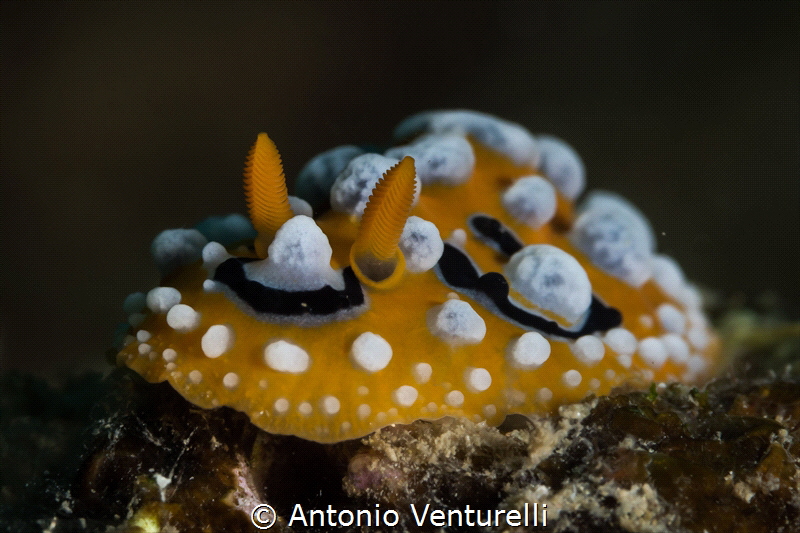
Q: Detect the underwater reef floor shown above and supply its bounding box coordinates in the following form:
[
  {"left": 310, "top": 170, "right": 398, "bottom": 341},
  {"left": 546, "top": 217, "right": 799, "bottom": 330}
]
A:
[{"left": 1, "top": 301, "right": 799, "bottom": 533}]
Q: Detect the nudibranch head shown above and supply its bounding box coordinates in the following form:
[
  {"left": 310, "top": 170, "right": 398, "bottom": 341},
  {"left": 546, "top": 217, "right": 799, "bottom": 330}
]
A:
[{"left": 117, "top": 111, "right": 720, "bottom": 443}]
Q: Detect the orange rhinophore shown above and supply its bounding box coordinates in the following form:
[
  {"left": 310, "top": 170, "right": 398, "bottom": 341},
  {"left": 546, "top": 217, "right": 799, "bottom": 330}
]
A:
[
  {"left": 244, "top": 132, "right": 293, "bottom": 257},
  {"left": 118, "top": 110, "right": 720, "bottom": 443},
  {"left": 350, "top": 156, "right": 417, "bottom": 289}
]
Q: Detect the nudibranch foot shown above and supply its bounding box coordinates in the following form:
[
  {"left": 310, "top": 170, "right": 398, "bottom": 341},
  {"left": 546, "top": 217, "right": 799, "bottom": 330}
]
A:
[{"left": 117, "top": 110, "right": 720, "bottom": 443}]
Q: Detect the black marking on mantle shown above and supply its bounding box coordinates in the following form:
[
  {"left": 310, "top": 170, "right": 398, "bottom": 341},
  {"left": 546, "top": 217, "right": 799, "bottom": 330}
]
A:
[
  {"left": 213, "top": 258, "right": 365, "bottom": 316},
  {"left": 468, "top": 214, "right": 524, "bottom": 257},
  {"left": 436, "top": 243, "right": 622, "bottom": 339}
]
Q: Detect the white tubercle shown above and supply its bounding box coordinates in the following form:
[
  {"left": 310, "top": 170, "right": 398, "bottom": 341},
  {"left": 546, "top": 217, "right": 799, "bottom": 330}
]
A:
[
  {"left": 350, "top": 332, "right": 393, "bottom": 373},
  {"left": 570, "top": 191, "right": 655, "bottom": 287},
  {"left": 263, "top": 340, "right": 310, "bottom": 373},
  {"left": 426, "top": 299, "right": 487, "bottom": 346},
  {"left": 330, "top": 153, "right": 420, "bottom": 216},
  {"left": 504, "top": 244, "right": 592, "bottom": 325},
  {"left": 201, "top": 324, "right": 235, "bottom": 358},
  {"left": 399, "top": 216, "right": 444, "bottom": 273},
  {"left": 536, "top": 135, "right": 586, "bottom": 200},
  {"left": 146, "top": 287, "right": 182, "bottom": 313},
  {"left": 166, "top": 304, "right": 201, "bottom": 332},
  {"left": 385, "top": 133, "right": 475, "bottom": 185},
  {"left": 506, "top": 332, "right": 551, "bottom": 369},
  {"left": 244, "top": 215, "right": 344, "bottom": 291},
  {"left": 501, "top": 176, "right": 557, "bottom": 229},
  {"left": 570, "top": 335, "right": 605, "bottom": 365},
  {"left": 394, "top": 110, "right": 539, "bottom": 167}
]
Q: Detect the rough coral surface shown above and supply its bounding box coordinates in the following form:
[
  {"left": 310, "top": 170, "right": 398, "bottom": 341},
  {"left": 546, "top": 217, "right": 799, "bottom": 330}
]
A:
[{"left": 5, "top": 365, "right": 796, "bottom": 532}]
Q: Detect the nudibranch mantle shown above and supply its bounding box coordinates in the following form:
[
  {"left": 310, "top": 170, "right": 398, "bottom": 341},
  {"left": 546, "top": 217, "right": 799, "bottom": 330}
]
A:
[{"left": 117, "top": 110, "right": 719, "bottom": 443}]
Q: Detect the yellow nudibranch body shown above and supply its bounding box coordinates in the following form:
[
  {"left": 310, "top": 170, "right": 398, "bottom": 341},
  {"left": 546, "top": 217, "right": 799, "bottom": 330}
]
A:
[{"left": 118, "top": 110, "right": 719, "bottom": 443}]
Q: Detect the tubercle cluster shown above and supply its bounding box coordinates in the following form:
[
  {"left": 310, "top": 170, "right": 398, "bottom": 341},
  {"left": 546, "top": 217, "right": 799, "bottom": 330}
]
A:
[{"left": 117, "top": 110, "right": 719, "bottom": 443}]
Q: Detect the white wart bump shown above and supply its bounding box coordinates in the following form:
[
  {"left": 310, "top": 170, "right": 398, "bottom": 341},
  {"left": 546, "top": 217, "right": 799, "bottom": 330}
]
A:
[
  {"left": 426, "top": 299, "right": 486, "bottom": 345},
  {"left": 502, "top": 176, "right": 557, "bottom": 229},
  {"left": 661, "top": 333, "right": 690, "bottom": 363},
  {"left": 657, "top": 304, "right": 686, "bottom": 334},
  {"left": 570, "top": 192, "right": 654, "bottom": 287},
  {"left": 392, "top": 385, "right": 418, "bottom": 407},
  {"left": 507, "top": 332, "right": 551, "bottom": 369},
  {"left": 412, "top": 362, "right": 432, "bottom": 384},
  {"left": 504, "top": 244, "right": 592, "bottom": 324},
  {"left": 687, "top": 326, "right": 710, "bottom": 350},
  {"left": 536, "top": 135, "right": 585, "bottom": 200},
  {"left": 570, "top": 335, "right": 605, "bottom": 365},
  {"left": 350, "top": 332, "right": 392, "bottom": 373},
  {"left": 222, "top": 372, "right": 240, "bottom": 390},
  {"left": 264, "top": 340, "right": 310, "bottom": 373},
  {"left": 603, "top": 328, "right": 637, "bottom": 356},
  {"left": 201, "top": 324, "right": 235, "bottom": 358},
  {"left": 201, "top": 241, "right": 231, "bottom": 271},
  {"left": 562, "top": 369, "right": 582, "bottom": 388},
  {"left": 638, "top": 337, "right": 668, "bottom": 368},
  {"left": 274, "top": 398, "right": 290, "bottom": 414},
  {"left": 166, "top": 304, "right": 201, "bottom": 332},
  {"left": 385, "top": 133, "right": 475, "bottom": 186},
  {"left": 398, "top": 216, "right": 444, "bottom": 273},
  {"left": 321, "top": 395, "right": 341, "bottom": 415},
  {"left": 146, "top": 287, "right": 182, "bottom": 313},
  {"left": 464, "top": 367, "right": 492, "bottom": 393},
  {"left": 537, "top": 388, "right": 554, "bottom": 403},
  {"left": 244, "top": 216, "right": 344, "bottom": 292},
  {"left": 445, "top": 390, "right": 465, "bottom": 407}
]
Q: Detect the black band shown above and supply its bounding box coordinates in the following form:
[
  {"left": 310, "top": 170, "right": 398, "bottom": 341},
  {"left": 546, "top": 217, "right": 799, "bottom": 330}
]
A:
[
  {"left": 213, "top": 258, "right": 365, "bottom": 316},
  {"left": 436, "top": 243, "right": 621, "bottom": 339},
  {"left": 468, "top": 214, "right": 524, "bottom": 256}
]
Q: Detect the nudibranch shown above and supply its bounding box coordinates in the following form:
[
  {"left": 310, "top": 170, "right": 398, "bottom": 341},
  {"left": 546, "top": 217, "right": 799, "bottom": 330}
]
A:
[{"left": 117, "top": 110, "right": 720, "bottom": 443}]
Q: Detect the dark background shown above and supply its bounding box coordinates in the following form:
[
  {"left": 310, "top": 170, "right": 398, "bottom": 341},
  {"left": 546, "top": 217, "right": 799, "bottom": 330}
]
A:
[{"left": 2, "top": 1, "right": 798, "bottom": 378}]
